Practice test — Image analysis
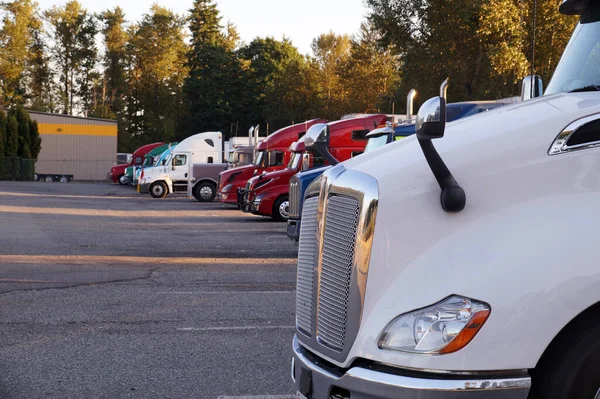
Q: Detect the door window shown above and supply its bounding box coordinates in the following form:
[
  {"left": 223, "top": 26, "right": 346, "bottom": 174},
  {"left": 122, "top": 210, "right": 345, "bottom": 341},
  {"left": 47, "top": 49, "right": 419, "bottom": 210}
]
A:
[
  {"left": 207, "top": 157, "right": 214, "bottom": 164},
  {"left": 173, "top": 155, "right": 187, "bottom": 166}
]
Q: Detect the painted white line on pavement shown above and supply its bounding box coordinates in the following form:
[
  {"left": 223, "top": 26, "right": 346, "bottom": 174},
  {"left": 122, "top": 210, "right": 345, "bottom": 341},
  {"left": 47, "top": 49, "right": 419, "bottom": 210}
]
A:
[
  {"left": 178, "top": 325, "right": 295, "bottom": 332},
  {"left": 159, "top": 291, "right": 295, "bottom": 295},
  {"left": 217, "top": 395, "right": 296, "bottom": 399}
]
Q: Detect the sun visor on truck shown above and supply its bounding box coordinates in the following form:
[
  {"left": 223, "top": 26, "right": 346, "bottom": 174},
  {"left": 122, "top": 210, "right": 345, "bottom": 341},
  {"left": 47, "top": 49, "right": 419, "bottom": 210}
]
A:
[{"left": 560, "top": 0, "right": 591, "bottom": 15}]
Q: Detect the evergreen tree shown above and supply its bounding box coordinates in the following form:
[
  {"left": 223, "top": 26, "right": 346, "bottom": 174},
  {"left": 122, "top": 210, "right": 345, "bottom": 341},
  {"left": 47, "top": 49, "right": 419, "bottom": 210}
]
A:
[
  {"left": 28, "top": 29, "right": 54, "bottom": 111},
  {"left": 45, "top": 0, "right": 98, "bottom": 115},
  {"left": 185, "top": 0, "right": 242, "bottom": 137},
  {"left": 5, "top": 114, "right": 19, "bottom": 179},
  {"left": 127, "top": 5, "right": 188, "bottom": 144},
  {"left": 0, "top": 111, "right": 6, "bottom": 178},
  {"left": 29, "top": 119, "right": 41, "bottom": 159},
  {"left": 15, "top": 105, "right": 31, "bottom": 158}
]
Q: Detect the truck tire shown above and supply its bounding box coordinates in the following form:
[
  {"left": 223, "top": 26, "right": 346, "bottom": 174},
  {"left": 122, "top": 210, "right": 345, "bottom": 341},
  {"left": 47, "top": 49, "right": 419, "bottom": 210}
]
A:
[
  {"left": 194, "top": 182, "right": 216, "bottom": 202},
  {"left": 273, "top": 195, "right": 290, "bottom": 222},
  {"left": 118, "top": 175, "right": 127, "bottom": 185},
  {"left": 45, "top": 176, "right": 53, "bottom": 183},
  {"left": 529, "top": 321, "right": 600, "bottom": 399},
  {"left": 149, "top": 181, "right": 168, "bottom": 199},
  {"left": 60, "top": 176, "right": 69, "bottom": 183}
]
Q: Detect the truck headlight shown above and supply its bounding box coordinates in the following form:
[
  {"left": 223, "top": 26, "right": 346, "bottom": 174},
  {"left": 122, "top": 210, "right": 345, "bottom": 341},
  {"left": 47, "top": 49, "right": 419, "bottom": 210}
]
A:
[
  {"left": 378, "top": 296, "right": 490, "bottom": 355},
  {"left": 223, "top": 184, "right": 233, "bottom": 193}
]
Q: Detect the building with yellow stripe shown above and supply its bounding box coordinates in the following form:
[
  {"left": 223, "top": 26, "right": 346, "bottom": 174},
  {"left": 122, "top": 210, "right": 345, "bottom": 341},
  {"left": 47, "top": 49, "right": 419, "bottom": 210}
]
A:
[{"left": 30, "top": 111, "right": 118, "bottom": 181}]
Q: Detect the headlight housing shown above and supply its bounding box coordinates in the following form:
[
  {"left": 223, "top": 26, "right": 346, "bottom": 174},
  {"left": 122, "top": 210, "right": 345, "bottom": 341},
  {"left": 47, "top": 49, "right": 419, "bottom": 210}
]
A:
[
  {"left": 378, "top": 296, "right": 490, "bottom": 355},
  {"left": 222, "top": 184, "right": 233, "bottom": 193}
]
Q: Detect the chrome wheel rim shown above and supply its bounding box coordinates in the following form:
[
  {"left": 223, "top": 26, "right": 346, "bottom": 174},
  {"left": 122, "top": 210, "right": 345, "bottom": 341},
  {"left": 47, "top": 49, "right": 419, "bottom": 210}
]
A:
[
  {"left": 60, "top": 177, "right": 68, "bottom": 183},
  {"left": 119, "top": 176, "right": 127, "bottom": 184},
  {"left": 279, "top": 201, "right": 290, "bottom": 219},
  {"left": 45, "top": 176, "right": 52, "bottom": 182},
  {"left": 199, "top": 186, "right": 213, "bottom": 200}
]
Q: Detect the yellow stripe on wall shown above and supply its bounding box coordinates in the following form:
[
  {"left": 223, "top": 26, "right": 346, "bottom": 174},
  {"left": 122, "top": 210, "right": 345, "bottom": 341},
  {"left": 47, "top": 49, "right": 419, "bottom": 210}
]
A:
[{"left": 38, "top": 123, "right": 117, "bottom": 137}]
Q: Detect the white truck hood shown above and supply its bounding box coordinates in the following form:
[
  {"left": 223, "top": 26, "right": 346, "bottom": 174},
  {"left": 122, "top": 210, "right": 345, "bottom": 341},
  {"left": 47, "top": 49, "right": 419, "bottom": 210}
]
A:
[{"left": 333, "top": 92, "right": 600, "bottom": 371}]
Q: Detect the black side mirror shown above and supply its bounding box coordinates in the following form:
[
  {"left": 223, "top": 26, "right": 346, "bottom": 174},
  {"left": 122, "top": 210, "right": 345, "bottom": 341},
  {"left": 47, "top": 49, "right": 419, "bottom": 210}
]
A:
[
  {"left": 416, "top": 78, "right": 466, "bottom": 213},
  {"left": 416, "top": 96, "right": 447, "bottom": 140},
  {"left": 171, "top": 158, "right": 176, "bottom": 170},
  {"left": 304, "top": 123, "right": 339, "bottom": 165}
]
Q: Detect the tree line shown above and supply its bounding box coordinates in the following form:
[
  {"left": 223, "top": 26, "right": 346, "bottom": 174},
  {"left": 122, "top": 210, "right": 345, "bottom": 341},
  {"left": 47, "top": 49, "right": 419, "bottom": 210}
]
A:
[{"left": 0, "top": 0, "right": 577, "bottom": 152}]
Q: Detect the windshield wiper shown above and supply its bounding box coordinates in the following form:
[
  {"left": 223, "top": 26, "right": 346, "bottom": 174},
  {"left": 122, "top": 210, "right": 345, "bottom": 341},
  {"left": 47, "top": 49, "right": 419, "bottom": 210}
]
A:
[{"left": 570, "top": 85, "right": 600, "bottom": 93}]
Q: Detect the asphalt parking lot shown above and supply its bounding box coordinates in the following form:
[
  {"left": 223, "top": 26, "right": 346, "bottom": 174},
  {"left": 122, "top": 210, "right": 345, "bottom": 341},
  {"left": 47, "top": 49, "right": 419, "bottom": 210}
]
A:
[{"left": 0, "top": 181, "right": 299, "bottom": 399}]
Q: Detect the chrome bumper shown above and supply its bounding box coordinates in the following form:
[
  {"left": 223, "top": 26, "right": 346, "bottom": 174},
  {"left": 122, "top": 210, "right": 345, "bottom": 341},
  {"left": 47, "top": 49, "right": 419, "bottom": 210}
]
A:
[{"left": 292, "top": 336, "right": 530, "bottom": 399}]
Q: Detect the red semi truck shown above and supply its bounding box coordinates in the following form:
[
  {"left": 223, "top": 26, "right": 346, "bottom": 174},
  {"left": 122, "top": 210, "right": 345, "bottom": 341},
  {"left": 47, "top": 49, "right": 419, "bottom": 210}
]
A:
[
  {"left": 217, "top": 119, "right": 326, "bottom": 204},
  {"left": 241, "top": 114, "right": 387, "bottom": 221},
  {"left": 110, "top": 142, "right": 165, "bottom": 184}
]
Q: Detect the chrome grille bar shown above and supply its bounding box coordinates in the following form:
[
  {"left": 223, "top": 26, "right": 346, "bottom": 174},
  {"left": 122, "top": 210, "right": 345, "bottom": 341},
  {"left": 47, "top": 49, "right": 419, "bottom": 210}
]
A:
[
  {"left": 289, "top": 179, "right": 300, "bottom": 218},
  {"left": 317, "top": 195, "right": 360, "bottom": 351},
  {"left": 296, "top": 197, "right": 319, "bottom": 336}
]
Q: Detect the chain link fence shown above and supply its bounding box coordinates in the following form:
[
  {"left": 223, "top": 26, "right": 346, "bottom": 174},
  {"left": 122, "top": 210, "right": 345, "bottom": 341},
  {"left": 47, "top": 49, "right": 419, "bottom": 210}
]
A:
[{"left": 0, "top": 158, "right": 115, "bottom": 182}]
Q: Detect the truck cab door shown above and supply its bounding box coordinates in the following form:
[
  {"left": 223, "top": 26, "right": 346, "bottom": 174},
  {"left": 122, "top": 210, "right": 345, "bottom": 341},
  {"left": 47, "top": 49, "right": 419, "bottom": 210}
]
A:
[{"left": 171, "top": 153, "right": 189, "bottom": 180}]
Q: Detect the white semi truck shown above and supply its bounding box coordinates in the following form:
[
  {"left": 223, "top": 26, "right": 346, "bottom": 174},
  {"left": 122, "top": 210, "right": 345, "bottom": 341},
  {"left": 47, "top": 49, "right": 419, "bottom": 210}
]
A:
[
  {"left": 139, "top": 132, "right": 227, "bottom": 201},
  {"left": 292, "top": 1, "right": 600, "bottom": 398}
]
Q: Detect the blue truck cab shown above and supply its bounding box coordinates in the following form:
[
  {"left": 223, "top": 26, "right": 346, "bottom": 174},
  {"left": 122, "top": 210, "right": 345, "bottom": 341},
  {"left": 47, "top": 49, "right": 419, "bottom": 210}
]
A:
[{"left": 286, "top": 101, "right": 506, "bottom": 241}]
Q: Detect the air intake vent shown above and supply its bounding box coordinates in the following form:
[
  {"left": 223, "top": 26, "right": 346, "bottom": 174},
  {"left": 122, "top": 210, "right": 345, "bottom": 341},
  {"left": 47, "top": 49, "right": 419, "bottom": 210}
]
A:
[
  {"left": 317, "top": 195, "right": 360, "bottom": 351},
  {"left": 296, "top": 197, "right": 319, "bottom": 336}
]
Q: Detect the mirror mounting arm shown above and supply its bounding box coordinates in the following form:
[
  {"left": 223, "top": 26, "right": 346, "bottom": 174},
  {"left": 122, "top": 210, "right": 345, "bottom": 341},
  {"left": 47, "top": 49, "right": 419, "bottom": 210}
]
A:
[{"left": 418, "top": 138, "right": 465, "bottom": 212}]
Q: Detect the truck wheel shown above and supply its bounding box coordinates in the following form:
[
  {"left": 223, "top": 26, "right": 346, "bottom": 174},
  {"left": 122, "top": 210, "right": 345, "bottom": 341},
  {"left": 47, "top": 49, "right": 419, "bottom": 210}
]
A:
[
  {"left": 273, "top": 195, "right": 290, "bottom": 222},
  {"left": 60, "top": 176, "right": 69, "bottom": 183},
  {"left": 45, "top": 176, "right": 53, "bottom": 183},
  {"left": 118, "top": 175, "right": 127, "bottom": 185},
  {"left": 194, "top": 182, "right": 216, "bottom": 202},
  {"left": 34, "top": 174, "right": 39, "bottom": 181},
  {"left": 149, "top": 181, "right": 168, "bottom": 199},
  {"left": 529, "top": 321, "right": 600, "bottom": 399}
]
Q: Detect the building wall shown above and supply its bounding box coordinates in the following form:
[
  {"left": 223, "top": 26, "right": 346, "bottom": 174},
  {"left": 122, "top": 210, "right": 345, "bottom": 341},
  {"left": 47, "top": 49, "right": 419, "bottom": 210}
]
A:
[{"left": 30, "top": 112, "right": 118, "bottom": 181}]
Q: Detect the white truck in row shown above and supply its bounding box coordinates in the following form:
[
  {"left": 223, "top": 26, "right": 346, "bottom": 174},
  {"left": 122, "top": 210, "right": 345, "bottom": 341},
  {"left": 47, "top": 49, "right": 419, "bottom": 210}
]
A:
[
  {"left": 292, "top": 0, "right": 600, "bottom": 398},
  {"left": 139, "top": 129, "right": 257, "bottom": 201}
]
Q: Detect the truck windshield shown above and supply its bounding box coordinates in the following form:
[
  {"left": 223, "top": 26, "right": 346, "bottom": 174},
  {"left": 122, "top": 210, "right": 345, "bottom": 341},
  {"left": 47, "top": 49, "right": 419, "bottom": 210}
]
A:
[
  {"left": 364, "top": 134, "right": 391, "bottom": 153},
  {"left": 546, "top": 9, "right": 600, "bottom": 95}
]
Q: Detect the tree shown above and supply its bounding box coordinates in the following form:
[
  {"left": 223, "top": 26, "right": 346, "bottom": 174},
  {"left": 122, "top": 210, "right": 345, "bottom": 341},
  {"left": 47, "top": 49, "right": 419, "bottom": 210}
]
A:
[
  {"left": 5, "top": 114, "right": 19, "bottom": 179},
  {"left": 29, "top": 119, "right": 41, "bottom": 158},
  {"left": 45, "top": 0, "right": 98, "bottom": 115},
  {"left": 341, "top": 22, "right": 400, "bottom": 114},
  {"left": 28, "top": 28, "right": 54, "bottom": 111},
  {"left": 15, "top": 105, "right": 31, "bottom": 158},
  {"left": 0, "top": 0, "right": 43, "bottom": 106},
  {"left": 98, "top": 7, "right": 127, "bottom": 118},
  {"left": 185, "top": 0, "right": 243, "bottom": 138},
  {"left": 127, "top": 5, "right": 188, "bottom": 144},
  {"left": 0, "top": 111, "right": 6, "bottom": 178},
  {"left": 366, "top": 0, "right": 577, "bottom": 103},
  {"left": 237, "top": 37, "right": 312, "bottom": 130},
  {"left": 310, "top": 32, "right": 351, "bottom": 119}
]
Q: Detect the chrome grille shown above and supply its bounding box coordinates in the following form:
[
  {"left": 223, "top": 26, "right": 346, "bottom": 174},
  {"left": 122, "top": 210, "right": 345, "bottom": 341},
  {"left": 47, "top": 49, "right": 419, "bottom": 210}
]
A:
[
  {"left": 289, "top": 178, "right": 300, "bottom": 218},
  {"left": 317, "top": 195, "right": 360, "bottom": 351},
  {"left": 295, "top": 197, "right": 319, "bottom": 336}
]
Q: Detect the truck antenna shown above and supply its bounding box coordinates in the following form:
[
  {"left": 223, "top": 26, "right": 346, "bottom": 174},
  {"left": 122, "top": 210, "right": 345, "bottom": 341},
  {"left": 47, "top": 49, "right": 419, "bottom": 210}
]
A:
[{"left": 530, "top": 0, "right": 537, "bottom": 100}]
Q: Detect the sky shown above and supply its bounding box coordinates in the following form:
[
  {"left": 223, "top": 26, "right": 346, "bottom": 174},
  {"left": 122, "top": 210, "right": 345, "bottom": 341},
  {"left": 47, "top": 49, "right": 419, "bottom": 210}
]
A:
[{"left": 36, "top": 0, "right": 371, "bottom": 55}]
